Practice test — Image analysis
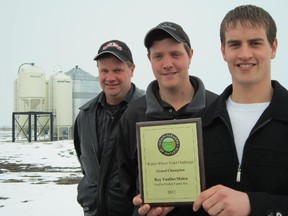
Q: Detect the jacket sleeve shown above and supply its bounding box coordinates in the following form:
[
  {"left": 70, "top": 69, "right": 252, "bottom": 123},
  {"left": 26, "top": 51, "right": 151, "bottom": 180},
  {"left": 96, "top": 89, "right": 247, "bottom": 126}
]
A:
[
  {"left": 248, "top": 192, "right": 288, "bottom": 215},
  {"left": 73, "top": 118, "right": 81, "bottom": 158},
  {"left": 117, "top": 113, "right": 138, "bottom": 202},
  {"left": 73, "top": 116, "right": 85, "bottom": 175}
]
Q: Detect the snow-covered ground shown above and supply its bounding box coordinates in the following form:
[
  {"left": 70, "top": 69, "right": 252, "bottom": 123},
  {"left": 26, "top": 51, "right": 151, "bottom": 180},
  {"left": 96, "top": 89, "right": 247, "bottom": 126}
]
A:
[{"left": 0, "top": 129, "right": 83, "bottom": 215}]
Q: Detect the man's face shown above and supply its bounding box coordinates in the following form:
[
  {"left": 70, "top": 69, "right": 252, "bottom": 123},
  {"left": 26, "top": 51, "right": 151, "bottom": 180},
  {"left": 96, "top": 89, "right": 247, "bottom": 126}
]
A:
[
  {"left": 98, "top": 55, "right": 134, "bottom": 105},
  {"left": 148, "top": 38, "right": 192, "bottom": 90},
  {"left": 221, "top": 21, "right": 277, "bottom": 88}
]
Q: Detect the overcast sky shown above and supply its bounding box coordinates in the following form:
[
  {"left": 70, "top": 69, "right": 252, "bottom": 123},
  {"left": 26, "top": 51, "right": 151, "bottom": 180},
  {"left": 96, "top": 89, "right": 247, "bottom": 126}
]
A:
[{"left": 1, "top": 0, "right": 288, "bottom": 127}]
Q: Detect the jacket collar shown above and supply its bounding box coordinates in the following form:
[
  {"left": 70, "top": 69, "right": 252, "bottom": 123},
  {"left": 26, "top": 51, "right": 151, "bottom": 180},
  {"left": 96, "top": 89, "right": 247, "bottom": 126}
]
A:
[
  {"left": 145, "top": 75, "right": 207, "bottom": 116},
  {"left": 202, "top": 80, "right": 288, "bottom": 127}
]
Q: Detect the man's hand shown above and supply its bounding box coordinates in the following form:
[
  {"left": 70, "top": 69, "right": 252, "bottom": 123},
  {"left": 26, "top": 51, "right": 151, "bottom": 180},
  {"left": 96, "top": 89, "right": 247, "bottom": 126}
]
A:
[
  {"left": 133, "top": 194, "right": 175, "bottom": 216},
  {"left": 193, "top": 185, "right": 251, "bottom": 216}
]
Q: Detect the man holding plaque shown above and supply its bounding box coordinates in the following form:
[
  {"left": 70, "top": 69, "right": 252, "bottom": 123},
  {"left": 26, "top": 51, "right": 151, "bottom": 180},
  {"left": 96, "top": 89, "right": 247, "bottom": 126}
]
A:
[
  {"left": 117, "top": 22, "right": 218, "bottom": 215},
  {"left": 134, "top": 4, "right": 288, "bottom": 216}
]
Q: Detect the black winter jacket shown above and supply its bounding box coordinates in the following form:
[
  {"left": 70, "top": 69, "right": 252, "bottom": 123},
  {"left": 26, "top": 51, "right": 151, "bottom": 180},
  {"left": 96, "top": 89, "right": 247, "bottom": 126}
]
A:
[
  {"left": 74, "top": 84, "right": 144, "bottom": 216},
  {"left": 163, "top": 81, "right": 288, "bottom": 216},
  {"left": 117, "top": 76, "right": 218, "bottom": 215},
  {"left": 198, "top": 80, "right": 288, "bottom": 216}
]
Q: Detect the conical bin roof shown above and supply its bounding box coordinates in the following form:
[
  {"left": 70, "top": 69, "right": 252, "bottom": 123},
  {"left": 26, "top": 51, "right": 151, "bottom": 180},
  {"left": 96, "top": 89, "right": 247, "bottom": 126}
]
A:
[{"left": 65, "top": 65, "right": 98, "bottom": 81}]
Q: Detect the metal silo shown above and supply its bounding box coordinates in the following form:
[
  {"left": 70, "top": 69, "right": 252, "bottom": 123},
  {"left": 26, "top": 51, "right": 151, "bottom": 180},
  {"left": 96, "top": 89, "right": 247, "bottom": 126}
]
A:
[
  {"left": 15, "top": 63, "right": 46, "bottom": 112},
  {"left": 13, "top": 63, "right": 49, "bottom": 141},
  {"left": 65, "top": 65, "right": 101, "bottom": 122},
  {"left": 49, "top": 72, "right": 73, "bottom": 140}
]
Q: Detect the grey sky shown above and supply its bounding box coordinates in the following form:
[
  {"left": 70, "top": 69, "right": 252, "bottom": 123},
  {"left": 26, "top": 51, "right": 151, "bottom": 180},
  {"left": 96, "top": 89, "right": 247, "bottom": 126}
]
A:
[{"left": 1, "top": 0, "right": 288, "bottom": 127}]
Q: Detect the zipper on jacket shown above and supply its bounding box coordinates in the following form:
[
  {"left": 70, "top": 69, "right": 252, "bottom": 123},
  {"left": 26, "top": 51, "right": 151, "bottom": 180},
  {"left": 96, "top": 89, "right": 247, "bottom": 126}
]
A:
[
  {"left": 219, "top": 115, "right": 242, "bottom": 183},
  {"left": 236, "top": 165, "right": 241, "bottom": 182},
  {"left": 236, "top": 119, "right": 271, "bottom": 183}
]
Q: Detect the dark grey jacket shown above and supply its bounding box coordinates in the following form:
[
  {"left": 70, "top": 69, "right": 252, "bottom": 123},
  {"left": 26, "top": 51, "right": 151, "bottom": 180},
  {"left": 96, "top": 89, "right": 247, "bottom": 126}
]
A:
[
  {"left": 117, "top": 76, "right": 218, "bottom": 215},
  {"left": 74, "top": 84, "right": 144, "bottom": 216}
]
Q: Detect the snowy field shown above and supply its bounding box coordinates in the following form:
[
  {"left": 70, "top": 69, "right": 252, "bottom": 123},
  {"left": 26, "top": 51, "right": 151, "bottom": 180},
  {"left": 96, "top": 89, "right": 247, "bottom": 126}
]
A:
[{"left": 0, "top": 129, "right": 83, "bottom": 215}]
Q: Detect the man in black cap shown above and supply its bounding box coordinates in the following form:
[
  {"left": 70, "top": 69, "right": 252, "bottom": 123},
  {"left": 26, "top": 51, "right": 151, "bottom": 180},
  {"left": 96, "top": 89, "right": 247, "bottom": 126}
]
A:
[
  {"left": 134, "top": 5, "right": 288, "bottom": 216},
  {"left": 73, "top": 39, "right": 144, "bottom": 216},
  {"left": 117, "top": 22, "right": 218, "bottom": 215}
]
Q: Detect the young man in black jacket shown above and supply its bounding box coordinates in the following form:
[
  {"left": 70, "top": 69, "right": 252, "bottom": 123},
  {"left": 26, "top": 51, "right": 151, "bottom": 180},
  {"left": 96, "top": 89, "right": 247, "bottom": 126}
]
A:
[
  {"left": 74, "top": 40, "right": 144, "bottom": 216},
  {"left": 135, "top": 5, "right": 288, "bottom": 216},
  {"left": 117, "top": 21, "right": 218, "bottom": 215}
]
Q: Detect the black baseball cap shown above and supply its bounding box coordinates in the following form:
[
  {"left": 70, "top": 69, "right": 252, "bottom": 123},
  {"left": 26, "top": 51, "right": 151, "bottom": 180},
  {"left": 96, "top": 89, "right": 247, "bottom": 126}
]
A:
[
  {"left": 94, "top": 40, "right": 134, "bottom": 63},
  {"left": 144, "top": 21, "right": 191, "bottom": 49}
]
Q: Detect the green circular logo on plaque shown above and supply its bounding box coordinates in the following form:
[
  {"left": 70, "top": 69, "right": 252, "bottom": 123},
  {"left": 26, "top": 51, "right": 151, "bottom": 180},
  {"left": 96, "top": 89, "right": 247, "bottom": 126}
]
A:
[{"left": 158, "top": 133, "right": 180, "bottom": 156}]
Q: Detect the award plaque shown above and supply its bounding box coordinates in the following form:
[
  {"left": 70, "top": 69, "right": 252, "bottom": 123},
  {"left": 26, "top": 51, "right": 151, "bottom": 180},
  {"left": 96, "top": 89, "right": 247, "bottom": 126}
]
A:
[{"left": 136, "top": 118, "right": 205, "bottom": 206}]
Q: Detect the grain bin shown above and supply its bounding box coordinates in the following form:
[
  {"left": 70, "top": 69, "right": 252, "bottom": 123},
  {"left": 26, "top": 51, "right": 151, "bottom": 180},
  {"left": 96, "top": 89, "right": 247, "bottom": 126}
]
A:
[
  {"left": 49, "top": 72, "right": 73, "bottom": 139},
  {"left": 65, "top": 65, "right": 101, "bottom": 121},
  {"left": 14, "top": 64, "right": 46, "bottom": 112},
  {"left": 13, "top": 63, "right": 47, "bottom": 139}
]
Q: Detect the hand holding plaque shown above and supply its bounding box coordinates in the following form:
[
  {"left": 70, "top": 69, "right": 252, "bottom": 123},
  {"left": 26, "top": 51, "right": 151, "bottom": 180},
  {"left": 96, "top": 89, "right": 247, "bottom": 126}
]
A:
[{"left": 136, "top": 118, "right": 205, "bottom": 206}]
